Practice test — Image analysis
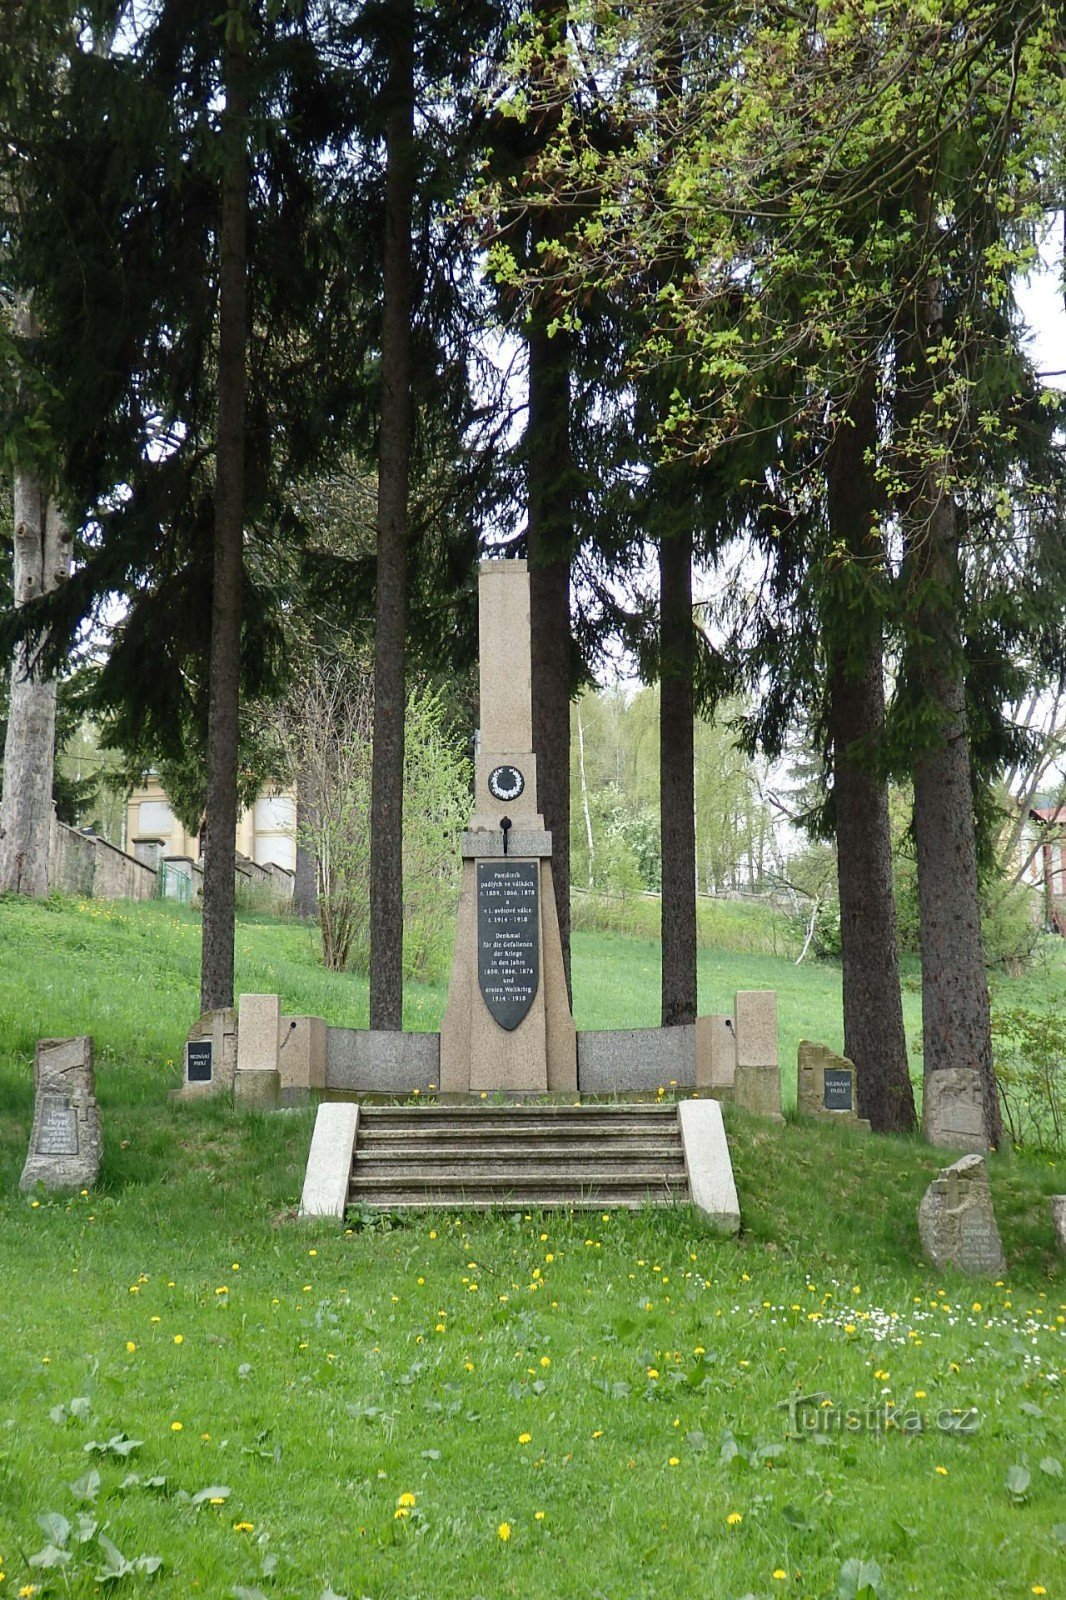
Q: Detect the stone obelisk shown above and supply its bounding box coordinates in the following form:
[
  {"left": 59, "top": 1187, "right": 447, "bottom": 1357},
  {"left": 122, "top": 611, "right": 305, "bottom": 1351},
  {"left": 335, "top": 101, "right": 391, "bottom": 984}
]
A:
[{"left": 439, "top": 559, "right": 577, "bottom": 1093}]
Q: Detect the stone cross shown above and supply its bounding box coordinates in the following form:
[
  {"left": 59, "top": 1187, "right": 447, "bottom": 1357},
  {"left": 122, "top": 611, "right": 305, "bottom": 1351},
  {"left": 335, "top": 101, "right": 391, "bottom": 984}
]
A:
[
  {"left": 917, "top": 1153, "right": 1006, "bottom": 1275},
  {"left": 440, "top": 559, "right": 576, "bottom": 1092},
  {"left": 20, "top": 1036, "right": 102, "bottom": 1193}
]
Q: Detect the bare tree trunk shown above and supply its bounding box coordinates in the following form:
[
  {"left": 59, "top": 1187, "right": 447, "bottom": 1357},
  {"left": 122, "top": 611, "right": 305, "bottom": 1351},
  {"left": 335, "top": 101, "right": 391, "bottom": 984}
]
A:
[
  {"left": 527, "top": 309, "right": 573, "bottom": 1002},
  {"left": 910, "top": 494, "right": 1002, "bottom": 1145},
  {"left": 200, "top": 0, "right": 248, "bottom": 1013},
  {"left": 826, "top": 375, "right": 916, "bottom": 1133},
  {"left": 901, "top": 182, "right": 1002, "bottom": 1147},
  {"left": 659, "top": 523, "right": 697, "bottom": 1026},
  {"left": 0, "top": 301, "right": 72, "bottom": 897},
  {"left": 369, "top": 0, "right": 415, "bottom": 1032}
]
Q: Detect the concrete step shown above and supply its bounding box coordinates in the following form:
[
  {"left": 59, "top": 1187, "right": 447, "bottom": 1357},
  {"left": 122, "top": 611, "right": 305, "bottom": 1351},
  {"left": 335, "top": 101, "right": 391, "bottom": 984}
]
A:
[
  {"left": 348, "top": 1189, "right": 687, "bottom": 1210},
  {"left": 351, "top": 1165, "right": 686, "bottom": 1191},
  {"left": 355, "top": 1160, "right": 687, "bottom": 1184},
  {"left": 359, "top": 1116, "right": 679, "bottom": 1138},
  {"left": 355, "top": 1132, "right": 672, "bottom": 1158},
  {"left": 359, "top": 1103, "right": 680, "bottom": 1119}
]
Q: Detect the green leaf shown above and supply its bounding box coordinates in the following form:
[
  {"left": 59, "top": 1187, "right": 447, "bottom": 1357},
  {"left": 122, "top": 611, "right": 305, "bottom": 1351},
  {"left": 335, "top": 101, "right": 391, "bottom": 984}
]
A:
[
  {"left": 1006, "top": 1464, "right": 1031, "bottom": 1500},
  {"left": 191, "top": 1484, "right": 232, "bottom": 1505},
  {"left": 69, "top": 1469, "right": 101, "bottom": 1501},
  {"left": 1039, "top": 1457, "right": 1063, "bottom": 1479},
  {"left": 28, "top": 1543, "right": 72, "bottom": 1569},
  {"left": 782, "top": 1504, "right": 815, "bottom": 1532},
  {"left": 37, "top": 1511, "right": 71, "bottom": 1547}
]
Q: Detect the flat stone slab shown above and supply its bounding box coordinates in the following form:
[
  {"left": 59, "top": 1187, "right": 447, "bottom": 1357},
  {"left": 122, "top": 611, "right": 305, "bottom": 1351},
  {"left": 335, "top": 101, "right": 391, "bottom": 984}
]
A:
[
  {"left": 21, "top": 1037, "right": 102, "bottom": 1194},
  {"left": 678, "top": 1098, "right": 740, "bottom": 1233},
  {"left": 577, "top": 1025, "right": 695, "bottom": 1093},
  {"left": 918, "top": 1153, "right": 1006, "bottom": 1276},
  {"left": 922, "top": 1067, "right": 990, "bottom": 1152},
  {"left": 326, "top": 1029, "right": 440, "bottom": 1093},
  {"left": 300, "top": 1102, "right": 359, "bottom": 1219}
]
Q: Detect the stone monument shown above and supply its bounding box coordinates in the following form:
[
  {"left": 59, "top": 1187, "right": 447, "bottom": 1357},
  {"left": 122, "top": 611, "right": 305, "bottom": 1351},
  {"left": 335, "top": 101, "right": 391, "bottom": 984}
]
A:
[
  {"left": 175, "top": 1008, "right": 237, "bottom": 1100},
  {"left": 440, "top": 559, "right": 577, "bottom": 1093},
  {"left": 917, "top": 1153, "right": 1006, "bottom": 1275},
  {"left": 20, "top": 1037, "right": 102, "bottom": 1193},
  {"left": 922, "top": 1067, "right": 990, "bottom": 1152},
  {"left": 796, "top": 1041, "right": 870, "bottom": 1133}
]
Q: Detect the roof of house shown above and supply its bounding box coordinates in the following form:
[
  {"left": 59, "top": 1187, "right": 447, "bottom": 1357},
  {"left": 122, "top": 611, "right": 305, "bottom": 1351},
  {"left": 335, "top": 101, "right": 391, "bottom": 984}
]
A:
[{"left": 1029, "top": 805, "right": 1066, "bottom": 825}]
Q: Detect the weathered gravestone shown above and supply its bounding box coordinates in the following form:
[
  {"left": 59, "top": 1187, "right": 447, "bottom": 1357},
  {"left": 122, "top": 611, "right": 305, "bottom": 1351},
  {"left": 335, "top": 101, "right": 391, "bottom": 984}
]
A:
[
  {"left": 439, "top": 559, "right": 576, "bottom": 1093},
  {"left": 1052, "top": 1196, "right": 1066, "bottom": 1255},
  {"left": 917, "top": 1153, "right": 1006, "bottom": 1275},
  {"left": 796, "top": 1041, "right": 870, "bottom": 1133},
  {"left": 234, "top": 992, "right": 281, "bottom": 1108},
  {"left": 922, "top": 1067, "right": 989, "bottom": 1152},
  {"left": 174, "top": 1008, "right": 237, "bottom": 1100},
  {"left": 20, "top": 1037, "right": 102, "bottom": 1193}
]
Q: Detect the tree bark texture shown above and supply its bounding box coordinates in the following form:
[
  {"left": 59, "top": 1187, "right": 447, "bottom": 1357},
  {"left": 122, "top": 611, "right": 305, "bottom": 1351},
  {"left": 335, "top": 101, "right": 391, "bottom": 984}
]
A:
[
  {"left": 200, "top": 0, "right": 248, "bottom": 1013},
  {"left": 659, "top": 523, "right": 697, "bottom": 1026},
  {"left": 825, "top": 377, "right": 916, "bottom": 1133},
  {"left": 0, "top": 322, "right": 71, "bottom": 896},
  {"left": 901, "top": 181, "right": 1002, "bottom": 1147},
  {"left": 369, "top": 0, "right": 415, "bottom": 1031},
  {"left": 910, "top": 493, "right": 1003, "bottom": 1145},
  {"left": 527, "top": 311, "right": 573, "bottom": 1004}
]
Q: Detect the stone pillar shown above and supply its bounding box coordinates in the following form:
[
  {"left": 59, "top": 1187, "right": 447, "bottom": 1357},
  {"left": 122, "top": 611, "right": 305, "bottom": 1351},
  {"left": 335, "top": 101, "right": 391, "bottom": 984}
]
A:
[
  {"left": 278, "top": 1014, "right": 327, "bottom": 1095},
  {"left": 440, "top": 559, "right": 576, "bottom": 1093},
  {"left": 234, "top": 993, "right": 281, "bottom": 1109},
  {"left": 20, "top": 1037, "right": 103, "bottom": 1193},
  {"left": 732, "top": 990, "right": 782, "bottom": 1118},
  {"left": 695, "top": 1015, "right": 735, "bottom": 1100}
]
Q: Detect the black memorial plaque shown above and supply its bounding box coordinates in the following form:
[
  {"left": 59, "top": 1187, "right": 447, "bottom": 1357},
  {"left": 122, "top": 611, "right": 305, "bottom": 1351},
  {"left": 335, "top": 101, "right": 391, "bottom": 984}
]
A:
[
  {"left": 36, "top": 1094, "right": 79, "bottom": 1156},
  {"left": 187, "top": 1040, "right": 214, "bottom": 1084},
  {"left": 823, "top": 1068, "right": 853, "bottom": 1112},
  {"left": 477, "top": 861, "right": 539, "bottom": 1031}
]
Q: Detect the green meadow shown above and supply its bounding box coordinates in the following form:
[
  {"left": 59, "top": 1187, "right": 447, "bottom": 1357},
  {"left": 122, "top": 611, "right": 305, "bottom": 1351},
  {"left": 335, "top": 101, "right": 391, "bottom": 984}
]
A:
[{"left": 0, "top": 895, "right": 1063, "bottom": 1599}]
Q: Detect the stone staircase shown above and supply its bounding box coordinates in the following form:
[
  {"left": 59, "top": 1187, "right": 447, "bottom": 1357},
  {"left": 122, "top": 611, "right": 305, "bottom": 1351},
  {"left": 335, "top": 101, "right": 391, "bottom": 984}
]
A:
[{"left": 347, "top": 1102, "right": 689, "bottom": 1211}]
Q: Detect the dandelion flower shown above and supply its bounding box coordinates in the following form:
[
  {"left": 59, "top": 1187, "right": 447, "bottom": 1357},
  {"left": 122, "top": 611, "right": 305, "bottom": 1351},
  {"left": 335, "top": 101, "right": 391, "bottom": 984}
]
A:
[
  {"left": 126, "top": 1341, "right": 136, "bottom": 1353},
  {"left": 727, "top": 1512, "right": 742, "bottom": 1526},
  {"left": 397, "top": 1492, "right": 416, "bottom": 1507},
  {"left": 668, "top": 1457, "right": 680, "bottom": 1466},
  {"left": 498, "top": 1522, "right": 512, "bottom": 1541},
  {"left": 171, "top": 1421, "right": 183, "bottom": 1432},
  {"left": 935, "top": 1466, "right": 948, "bottom": 1476},
  {"left": 518, "top": 1432, "right": 532, "bottom": 1445},
  {"left": 173, "top": 1334, "right": 184, "bottom": 1345},
  {"left": 233, "top": 1521, "right": 254, "bottom": 1533},
  {"left": 772, "top": 1571, "right": 787, "bottom": 1582}
]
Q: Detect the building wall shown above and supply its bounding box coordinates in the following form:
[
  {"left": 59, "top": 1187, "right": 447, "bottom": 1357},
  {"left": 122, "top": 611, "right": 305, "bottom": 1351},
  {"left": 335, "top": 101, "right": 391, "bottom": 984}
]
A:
[{"left": 127, "top": 777, "right": 297, "bottom": 872}]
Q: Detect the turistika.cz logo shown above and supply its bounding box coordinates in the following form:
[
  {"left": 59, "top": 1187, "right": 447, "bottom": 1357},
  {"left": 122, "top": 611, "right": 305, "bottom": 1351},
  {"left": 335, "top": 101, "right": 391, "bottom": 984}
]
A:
[{"left": 779, "top": 1392, "right": 981, "bottom": 1436}]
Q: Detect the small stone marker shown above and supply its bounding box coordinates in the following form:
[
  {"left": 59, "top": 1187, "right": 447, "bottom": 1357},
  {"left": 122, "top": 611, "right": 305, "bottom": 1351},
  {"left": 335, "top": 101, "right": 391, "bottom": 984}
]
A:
[
  {"left": 796, "top": 1041, "right": 870, "bottom": 1133},
  {"left": 731, "top": 991, "right": 782, "bottom": 1118},
  {"left": 175, "top": 1008, "right": 237, "bottom": 1099},
  {"left": 922, "top": 1067, "right": 989, "bottom": 1152},
  {"left": 20, "top": 1037, "right": 102, "bottom": 1194},
  {"left": 1052, "top": 1196, "right": 1066, "bottom": 1255},
  {"left": 234, "top": 993, "right": 281, "bottom": 1108},
  {"left": 278, "top": 1014, "right": 327, "bottom": 1095},
  {"left": 917, "top": 1153, "right": 1006, "bottom": 1276}
]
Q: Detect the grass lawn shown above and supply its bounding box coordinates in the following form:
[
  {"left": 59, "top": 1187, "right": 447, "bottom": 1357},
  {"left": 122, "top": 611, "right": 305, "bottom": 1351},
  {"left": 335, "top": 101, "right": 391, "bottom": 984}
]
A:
[{"left": 0, "top": 895, "right": 1064, "bottom": 1599}]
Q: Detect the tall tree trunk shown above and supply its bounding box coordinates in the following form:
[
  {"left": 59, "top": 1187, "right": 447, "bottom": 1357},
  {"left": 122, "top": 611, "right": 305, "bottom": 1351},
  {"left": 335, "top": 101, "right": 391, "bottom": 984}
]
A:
[
  {"left": 369, "top": 0, "right": 415, "bottom": 1031},
  {"left": 0, "top": 304, "right": 71, "bottom": 895},
  {"left": 910, "top": 494, "right": 1002, "bottom": 1145},
  {"left": 200, "top": 0, "right": 248, "bottom": 1013},
  {"left": 527, "top": 309, "right": 573, "bottom": 1002},
  {"left": 826, "top": 376, "right": 916, "bottom": 1133},
  {"left": 659, "top": 522, "right": 696, "bottom": 1026},
  {"left": 901, "top": 182, "right": 1002, "bottom": 1147}
]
